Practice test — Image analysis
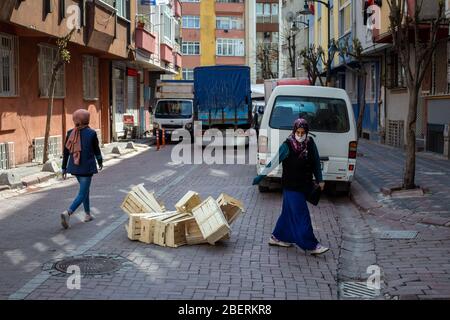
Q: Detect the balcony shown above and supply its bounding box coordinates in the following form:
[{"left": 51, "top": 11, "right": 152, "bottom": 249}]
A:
[
  {"left": 374, "top": 0, "right": 448, "bottom": 43},
  {"left": 174, "top": 0, "right": 182, "bottom": 18},
  {"left": 215, "top": 0, "right": 245, "bottom": 15},
  {"left": 85, "top": 1, "right": 116, "bottom": 49},
  {"left": 174, "top": 52, "right": 182, "bottom": 68},
  {"left": 160, "top": 43, "right": 174, "bottom": 63},
  {"left": 136, "top": 27, "right": 156, "bottom": 54}
]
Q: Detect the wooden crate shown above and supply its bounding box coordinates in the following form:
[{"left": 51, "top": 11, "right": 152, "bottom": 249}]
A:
[
  {"left": 185, "top": 218, "right": 208, "bottom": 245},
  {"left": 153, "top": 213, "right": 191, "bottom": 247},
  {"left": 125, "top": 213, "right": 146, "bottom": 240},
  {"left": 120, "top": 185, "right": 165, "bottom": 215},
  {"left": 131, "top": 184, "right": 165, "bottom": 212},
  {"left": 216, "top": 193, "right": 245, "bottom": 225},
  {"left": 165, "top": 215, "right": 195, "bottom": 248},
  {"left": 139, "top": 212, "right": 175, "bottom": 244},
  {"left": 175, "top": 191, "right": 202, "bottom": 213},
  {"left": 191, "top": 197, "right": 230, "bottom": 245}
]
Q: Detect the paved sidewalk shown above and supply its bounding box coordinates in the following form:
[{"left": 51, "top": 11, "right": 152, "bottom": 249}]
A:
[
  {"left": 0, "top": 138, "right": 155, "bottom": 195},
  {"left": 355, "top": 139, "right": 450, "bottom": 224},
  {"left": 350, "top": 140, "right": 450, "bottom": 299}
]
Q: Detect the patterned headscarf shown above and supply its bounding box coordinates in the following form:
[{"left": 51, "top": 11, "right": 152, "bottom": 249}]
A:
[
  {"left": 287, "top": 118, "right": 309, "bottom": 159},
  {"left": 65, "top": 109, "right": 90, "bottom": 165}
]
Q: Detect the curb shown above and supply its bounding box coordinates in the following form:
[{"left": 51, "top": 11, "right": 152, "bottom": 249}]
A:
[
  {"left": 350, "top": 179, "right": 450, "bottom": 229},
  {"left": 1, "top": 145, "right": 151, "bottom": 192}
]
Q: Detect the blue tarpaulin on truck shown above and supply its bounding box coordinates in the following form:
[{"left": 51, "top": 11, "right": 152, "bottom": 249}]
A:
[{"left": 194, "top": 66, "right": 251, "bottom": 126}]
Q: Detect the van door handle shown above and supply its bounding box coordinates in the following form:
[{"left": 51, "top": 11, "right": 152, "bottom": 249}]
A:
[{"left": 320, "top": 157, "right": 329, "bottom": 161}]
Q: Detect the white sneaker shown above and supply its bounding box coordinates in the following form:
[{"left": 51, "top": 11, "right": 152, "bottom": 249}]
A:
[
  {"left": 61, "top": 211, "right": 70, "bottom": 229},
  {"left": 309, "top": 244, "right": 329, "bottom": 256},
  {"left": 84, "top": 214, "right": 94, "bottom": 222},
  {"left": 268, "top": 236, "right": 292, "bottom": 247}
]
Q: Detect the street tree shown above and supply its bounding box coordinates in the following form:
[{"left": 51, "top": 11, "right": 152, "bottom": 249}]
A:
[
  {"left": 299, "top": 40, "right": 338, "bottom": 86},
  {"left": 42, "top": 28, "right": 75, "bottom": 164},
  {"left": 299, "top": 44, "right": 325, "bottom": 86},
  {"left": 256, "top": 42, "right": 278, "bottom": 80},
  {"left": 281, "top": 26, "right": 298, "bottom": 78},
  {"left": 387, "top": 0, "right": 447, "bottom": 189}
]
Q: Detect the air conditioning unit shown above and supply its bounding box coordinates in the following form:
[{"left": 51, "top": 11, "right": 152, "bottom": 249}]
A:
[{"left": 0, "top": 142, "right": 15, "bottom": 170}]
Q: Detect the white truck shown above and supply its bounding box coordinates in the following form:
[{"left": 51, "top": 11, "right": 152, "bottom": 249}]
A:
[{"left": 153, "top": 80, "right": 194, "bottom": 141}]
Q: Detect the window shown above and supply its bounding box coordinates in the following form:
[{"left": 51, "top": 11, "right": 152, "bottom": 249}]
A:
[
  {"left": 216, "top": 0, "right": 243, "bottom": 3},
  {"left": 256, "top": 2, "right": 277, "bottom": 23},
  {"left": 156, "top": 100, "right": 193, "bottom": 119},
  {"left": 116, "top": 0, "right": 126, "bottom": 18},
  {"left": 269, "top": 96, "right": 350, "bottom": 133},
  {"left": 38, "top": 44, "right": 65, "bottom": 98},
  {"left": 216, "top": 39, "right": 245, "bottom": 56},
  {"left": 182, "top": 16, "right": 200, "bottom": 29},
  {"left": 216, "top": 16, "right": 243, "bottom": 30},
  {"left": 0, "top": 33, "right": 18, "bottom": 97},
  {"left": 100, "top": 0, "right": 126, "bottom": 18},
  {"left": 388, "top": 53, "right": 406, "bottom": 89},
  {"left": 182, "top": 68, "right": 194, "bottom": 80},
  {"left": 367, "top": 64, "right": 376, "bottom": 102},
  {"left": 181, "top": 41, "right": 200, "bottom": 55},
  {"left": 271, "top": 3, "right": 279, "bottom": 23},
  {"left": 163, "top": 6, "right": 173, "bottom": 42},
  {"left": 82, "top": 55, "right": 99, "bottom": 100},
  {"left": 339, "top": 0, "right": 351, "bottom": 37}
]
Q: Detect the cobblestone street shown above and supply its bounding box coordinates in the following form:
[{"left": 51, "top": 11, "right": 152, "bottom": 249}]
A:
[{"left": 1, "top": 142, "right": 449, "bottom": 300}]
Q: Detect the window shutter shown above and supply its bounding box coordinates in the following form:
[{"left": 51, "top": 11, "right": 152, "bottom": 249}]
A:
[{"left": 93, "top": 57, "right": 99, "bottom": 99}]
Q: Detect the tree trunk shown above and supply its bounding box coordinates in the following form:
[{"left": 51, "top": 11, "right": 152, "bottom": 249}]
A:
[
  {"left": 357, "top": 73, "right": 367, "bottom": 139},
  {"left": 403, "top": 86, "right": 419, "bottom": 189},
  {"left": 42, "top": 67, "right": 59, "bottom": 164}
]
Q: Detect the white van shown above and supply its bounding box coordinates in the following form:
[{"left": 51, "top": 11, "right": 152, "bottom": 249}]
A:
[{"left": 256, "top": 85, "right": 358, "bottom": 194}]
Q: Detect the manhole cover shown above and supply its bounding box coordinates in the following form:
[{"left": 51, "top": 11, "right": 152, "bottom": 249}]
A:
[
  {"left": 375, "top": 230, "right": 418, "bottom": 240},
  {"left": 339, "top": 281, "right": 380, "bottom": 299},
  {"left": 53, "top": 256, "right": 122, "bottom": 275}
]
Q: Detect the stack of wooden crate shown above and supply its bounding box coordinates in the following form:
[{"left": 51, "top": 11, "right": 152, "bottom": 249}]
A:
[{"left": 121, "top": 186, "right": 245, "bottom": 248}]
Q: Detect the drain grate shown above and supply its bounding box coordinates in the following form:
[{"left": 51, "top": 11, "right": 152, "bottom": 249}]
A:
[
  {"left": 339, "top": 281, "right": 380, "bottom": 299},
  {"left": 43, "top": 254, "right": 131, "bottom": 277},
  {"left": 54, "top": 256, "right": 121, "bottom": 275},
  {"left": 375, "top": 230, "right": 418, "bottom": 240}
]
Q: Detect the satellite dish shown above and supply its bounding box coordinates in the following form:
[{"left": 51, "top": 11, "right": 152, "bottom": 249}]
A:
[{"left": 286, "top": 11, "right": 294, "bottom": 22}]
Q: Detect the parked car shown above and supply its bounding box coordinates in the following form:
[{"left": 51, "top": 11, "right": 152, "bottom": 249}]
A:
[{"left": 256, "top": 85, "right": 358, "bottom": 194}]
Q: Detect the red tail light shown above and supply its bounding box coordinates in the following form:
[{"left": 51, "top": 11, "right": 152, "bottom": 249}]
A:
[
  {"left": 349, "top": 164, "right": 355, "bottom": 171},
  {"left": 349, "top": 141, "right": 358, "bottom": 159}
]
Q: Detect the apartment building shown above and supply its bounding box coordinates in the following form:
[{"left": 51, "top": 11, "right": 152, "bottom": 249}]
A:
[
  {"left": 180, "top": 0, "right": 246, "bottom": 80},
  {"left": 0, "top": 0, "right": 182, "bottom": 168}
]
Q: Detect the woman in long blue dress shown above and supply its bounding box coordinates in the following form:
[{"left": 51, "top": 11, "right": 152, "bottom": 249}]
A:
[{"left": 253, "top": 118, "right": 329, "bottom": 255}]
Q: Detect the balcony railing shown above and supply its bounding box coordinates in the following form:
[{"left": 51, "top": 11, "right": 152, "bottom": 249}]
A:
[{"left": 136, "top": 26, "right": 156, "bottom": 54}]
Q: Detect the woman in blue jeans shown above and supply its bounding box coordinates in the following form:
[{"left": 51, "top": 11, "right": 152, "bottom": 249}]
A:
[{"left": 60, "top": 109, "right": 103, "bottom": 229}]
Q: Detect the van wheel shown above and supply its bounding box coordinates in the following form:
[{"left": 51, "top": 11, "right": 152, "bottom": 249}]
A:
[{"left": 258, "top": 185, "right": 270, "bottom": 193}]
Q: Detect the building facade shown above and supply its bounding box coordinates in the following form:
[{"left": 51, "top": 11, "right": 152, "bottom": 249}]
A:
[
  {"left": 0, "top": 0, "right": 182, "bottom": 168},
  {"left": 180, "top": 0, "right": 246, "bottom": 80}
]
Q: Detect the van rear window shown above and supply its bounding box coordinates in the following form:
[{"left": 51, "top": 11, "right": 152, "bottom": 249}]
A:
[
  {"left": 155, "top": 101, "right": 193, "bottom": 119},
  {"left": 269, "top": 96, "right": 350, "bottom": 133}
]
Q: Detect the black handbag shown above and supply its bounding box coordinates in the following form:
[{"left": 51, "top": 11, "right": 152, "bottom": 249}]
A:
[{"left": 306, "top": 183, "right": 322, "bottom": 206}]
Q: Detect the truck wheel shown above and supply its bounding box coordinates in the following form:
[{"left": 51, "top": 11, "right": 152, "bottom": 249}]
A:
[{"left": 258, "top": 185, "right": 270, "bottom": 193}]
